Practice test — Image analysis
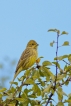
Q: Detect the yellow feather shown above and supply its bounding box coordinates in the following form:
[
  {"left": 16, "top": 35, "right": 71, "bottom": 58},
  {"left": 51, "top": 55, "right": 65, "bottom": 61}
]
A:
[{"left": 10, "top": 40, "right": 38, "bottom": 88}]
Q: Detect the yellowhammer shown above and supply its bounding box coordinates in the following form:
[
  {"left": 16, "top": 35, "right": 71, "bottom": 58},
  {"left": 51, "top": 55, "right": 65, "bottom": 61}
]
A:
[{"left": 11, "top": 40, "right": 38, "bottom": 84}]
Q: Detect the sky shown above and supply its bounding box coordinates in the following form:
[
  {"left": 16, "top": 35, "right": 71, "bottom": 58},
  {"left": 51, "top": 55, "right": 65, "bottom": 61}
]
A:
[{"left": 0, "top": 0, "right": 71, "bottom": 105}]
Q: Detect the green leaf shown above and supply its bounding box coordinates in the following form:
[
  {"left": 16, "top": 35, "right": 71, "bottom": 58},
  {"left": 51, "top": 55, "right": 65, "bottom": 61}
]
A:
[
  {"left": 24, "top": 69, "right": 31, "bottom": 76},
  {"left": 7, "top": 103, "right": 15, "bottom": 106},
  {"left": 32, "top": 71, "right": 40, "bottom": 80},
  {"left": 50, "top": 102, "right": 55, "bottom": 106},
  {"left": 39, "top": 56, "right": 44, "bottom": 58},
  {"left": 32, "top": 84, "right": 41, "bottom": 96},
  {"left": 68, "top": 93, "right": 71, "bottom": 99},
  {"left": 65, "top": 65, "right": 71, "bottom": 72},
  {"left": 62, "top": 41, "right": 69, "bottom": 46},
  {"left": 41, "top": 81, "right": 45, "bottom": 86},
  {"left": 30, "top": 100, "right": 41, "bottom": 106},
  {"left": 50, "top": 42, "right": 53, "bottom": 47},
  {"left": 43, "top": 84, "right": 52, "bottom": 93},
  {"left": 18, "top": 75, "right": 26, "bottom": 81},
  {"left": 21, "top": 91, "right": 28, "bottom": 99},
  {"left": 15, "top": 97, "right": 29, "bottom": 105},
  {"left": 65, "top": 99, "right": 71, "bottom": 103},
  {"left": 48, "top": 28, "right": 58, "bottom": 32},
  {"left": 0, "top": 93, "right": 2, "bottom": 98},
  {"left": 68, "top": 103, "right": 71, "bottom": 106},
  {"left": 50, "top": 41, "right": 55, "bottom": 47},
  {"left": 68, "top": 54, "right": 71, "bottom": 63},
  {"left": 15, "top": 97, "right": 27, "bottom": 102},
  {"left": 56, "top": 87, "right": 63, "bottom": 101},
  {"left": 24, "top": 88, "right": 32, "bottom": 95},
  {"left": 42, "top": 66, "right": 51, "bottom": 81},
  {"left": 10, "top": 81, "right": 18, "bottom": 85},
  {"left": 42, "top": 66, "right": 55, "bottom": 81},
  {"left": 49, "top": 71, "right": 55, "bottom": 81},
  {"left": 37, "top": 78, "right": 45, "bottom": 87},
  {"left": 28, "top": 93, "right": 37, "bottom": 98},
  {"left": 64, "top": 80, "right": 69, "bottom": 85},
  {"left": 25, "top": 78, "right": 34, "bottom": 84},
  {"left": 61, "top": 31, "right": 68, "bottom": 35},
  {"left": 42, "top": 66, "right": 54, "bottom": 81},
  {"left": 52, "top": 62, "right": 60, "bottom": 69},
  {"left": 39, "top": 70, "right": 44, "bottom": 77},
  {"left": 54, "top": 55, "right": 68, "bottom": 60},
  {"left": 0, "top": 88, "right": 7, "bottom": 92},
  {"left": 57, "top": 74, "right": 66, "bottom": 81},
  {"left": 57, "top": 102, "right": 64, "bottom": 106},
  {"left": 57, "top": 87, "right": 67, "bottom": 102},
  {"left": 58, "top": 87, "right": 62, "bottom": 92},
  {"left": 63, "top": 91, "right": 68, "bottom": 97},
  {"left": 42, "top": 61, "right": 52, "bottom": 66}
]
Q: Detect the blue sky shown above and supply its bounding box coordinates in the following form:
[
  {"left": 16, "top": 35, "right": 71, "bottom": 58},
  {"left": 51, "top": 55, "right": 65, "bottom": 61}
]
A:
[{"left": 0, "top": 0, "right": 71, "bottom": 105}]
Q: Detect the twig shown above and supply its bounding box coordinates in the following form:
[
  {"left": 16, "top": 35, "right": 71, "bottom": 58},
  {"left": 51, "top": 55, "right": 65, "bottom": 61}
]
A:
[
  {"left": 45, "top": 32, "right": 59, "bottom": 106},
  {"left": 45, "top": 93, "right": 53, "bottom": 106},
  {"left": 55, "top": 32, "right": 59, "bottom": 84},
  {"left": 15, "top": 76, "right": 29, "bottom": 106},
  {"left": 63, "top": 60, "right": 70, "bottom": 65},
  {"left": 59, "top": 77, "right": 71, "bottom": 86},
  {"left": 15, "top": 80, "right": 24, "bottom": 106},
  {"left": 15, "top": 68, "right": 34, "bottom": 106}
]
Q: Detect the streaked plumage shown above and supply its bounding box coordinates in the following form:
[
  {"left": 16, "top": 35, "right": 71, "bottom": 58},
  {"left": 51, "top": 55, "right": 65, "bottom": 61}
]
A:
[{"left": 11, "top": 40, "right": 38, "bottom": 84}]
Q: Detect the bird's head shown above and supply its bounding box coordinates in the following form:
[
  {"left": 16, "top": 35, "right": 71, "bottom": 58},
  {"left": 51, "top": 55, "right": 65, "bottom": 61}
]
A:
[{"left": 26, "top": 40, "right": 39, "bottom": 49}]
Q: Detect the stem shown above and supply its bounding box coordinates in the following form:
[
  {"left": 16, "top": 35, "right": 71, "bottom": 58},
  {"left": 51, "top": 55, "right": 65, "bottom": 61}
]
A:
[
  {"left": 63, "top": 60, "right": 70, "bottom": 65},
  {"left": 55, "top": 32, "right": 59, "bottom": 85},
  {"left": 45, "top": 93, "right": 53, "bottom": 106},
  {"left": 45, "top": 32, "right": 59, "bottom": 106}
]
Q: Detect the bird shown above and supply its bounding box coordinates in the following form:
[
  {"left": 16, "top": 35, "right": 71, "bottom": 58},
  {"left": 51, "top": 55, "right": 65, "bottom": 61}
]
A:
[{"left": 10, "top": 40, "right": 38, "bottom": 87}]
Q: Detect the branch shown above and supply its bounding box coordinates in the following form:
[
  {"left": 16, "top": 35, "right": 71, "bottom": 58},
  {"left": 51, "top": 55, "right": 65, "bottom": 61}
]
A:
[
  {"left": 15, "top": 75, "right": 29, "bottom": 106},
  {"left": 45, "top": 32, "right": 59, "bottom": 106},
  {"left": 63, "top": 60, "right": 70, "bottom": 65},
  {"left": 45, "top": 93, "right": 53, "bottom": 106},
  {"left": 59, "top": 77, "right": 71, "bottom": 86},
  {"left": 55, "top": 32, "right": 59, "bottom": 84}
]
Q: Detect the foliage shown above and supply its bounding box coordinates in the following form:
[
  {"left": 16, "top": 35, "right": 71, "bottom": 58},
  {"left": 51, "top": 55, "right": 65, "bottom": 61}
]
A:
[{"left": 0, "top": 29, "right": 71, "bottom": 106}]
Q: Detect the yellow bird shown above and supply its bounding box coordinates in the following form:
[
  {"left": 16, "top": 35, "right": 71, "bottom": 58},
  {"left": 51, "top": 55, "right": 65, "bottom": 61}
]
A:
[{"left": 11, "top": 40, "right": 38, "bottom": 86}]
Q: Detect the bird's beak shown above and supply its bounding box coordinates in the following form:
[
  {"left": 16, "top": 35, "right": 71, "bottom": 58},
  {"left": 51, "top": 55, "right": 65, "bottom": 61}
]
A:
[{"left": 37, "top": 44, "right": 39, "bottom": 46}]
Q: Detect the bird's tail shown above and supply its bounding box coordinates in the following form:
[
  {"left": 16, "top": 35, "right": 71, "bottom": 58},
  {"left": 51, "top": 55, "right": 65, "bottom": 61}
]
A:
[{"left": 10, "top": 67, "right": 22, "bottom": 89}]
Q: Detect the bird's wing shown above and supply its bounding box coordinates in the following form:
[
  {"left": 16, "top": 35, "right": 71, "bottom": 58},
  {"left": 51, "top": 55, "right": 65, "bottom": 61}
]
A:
[{"left": 15, "top": 47, "right": 32, "bottom": 73}]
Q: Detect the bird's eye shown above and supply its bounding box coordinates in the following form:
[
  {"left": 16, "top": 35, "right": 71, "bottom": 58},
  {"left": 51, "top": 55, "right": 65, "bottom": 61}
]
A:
[{"left": 32, "top": 43, "right": 34, "bottom": 45}]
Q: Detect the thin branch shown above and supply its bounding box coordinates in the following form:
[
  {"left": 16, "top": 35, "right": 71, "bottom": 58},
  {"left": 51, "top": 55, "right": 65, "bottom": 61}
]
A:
[
  {"left": 63, "top": 60, "right": 70, "bottom": 65},
  {"left": 45, "top": 76, "right": 71, "bottom": 106},
  {"left": 15, "top": 74, "right": 29, "bottom": 106},
  {"left": 45, "top": 93, "right": 53, "bottom": 106},
  {"left": 55, "top": 32, "right": 59, "bottom": 84},
  {"left": 59, "top": 77, "right": 71, "bottom": 86},
  {"left": 4, "top": 75, "right": 71, "bottom": 106},
  {"left": 45, "top": 32, "right": 59, "bottom": 106}
]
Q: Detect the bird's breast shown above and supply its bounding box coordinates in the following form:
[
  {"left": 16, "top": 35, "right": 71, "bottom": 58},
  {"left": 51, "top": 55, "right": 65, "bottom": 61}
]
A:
[{"left": 24, "top": 49, "right": 38, "bottom": 69}]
